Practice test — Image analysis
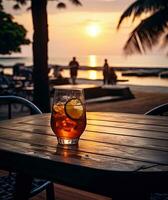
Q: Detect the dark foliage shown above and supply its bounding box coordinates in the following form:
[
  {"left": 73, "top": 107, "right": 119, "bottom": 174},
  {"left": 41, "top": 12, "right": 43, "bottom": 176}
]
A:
[
  {"left": 0, "top": 11, "right": 30, "bottom": 54},
  {"left": 1, "top": 0, "right": 82, "bottom": 112}
]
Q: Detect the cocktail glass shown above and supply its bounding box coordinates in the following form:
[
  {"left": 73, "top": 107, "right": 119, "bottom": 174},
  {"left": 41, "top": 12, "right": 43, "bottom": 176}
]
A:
[{"left": 51, "top": 89, "right": 86, "bottom": 145}]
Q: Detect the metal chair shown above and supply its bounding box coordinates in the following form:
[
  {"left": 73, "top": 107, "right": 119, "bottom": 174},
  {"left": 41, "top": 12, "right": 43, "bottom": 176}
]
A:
[
  {"left": 145, "top": 103, "right": 168, "bottom": 200},
  {"left": 145, "top": 103, "right": 168, "bottom": 116},
  {"left": 0, "top": 95, "right": 55, "bottom": 200}
]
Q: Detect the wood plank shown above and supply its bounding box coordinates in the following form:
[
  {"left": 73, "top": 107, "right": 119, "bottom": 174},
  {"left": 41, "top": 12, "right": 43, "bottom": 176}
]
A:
[
  {"left": 51, "top": 184, "right": 111, "bottom": 200},
  {"left": 86, "top": 124, "right": 168, "bottom": 140},
  {"left": 3, "top": 121, "right": 167, "bottom": 141},
  {"left": 0, "top": 114, "right": 44, "bottom": 126},
  {"left": 1, "top": 125, "right": 168, "bottom": 152},
  {"left": 89, "top": 111, "right": 168, "bottom": 121},
  {"left": 0, "top": 118, "right": 168, "bottom": 140},
  {"left": 15, "top": 113, "right": 168, "bottom": 135},
  {"left": 20, "top": 117, "right": 168, "bottom": 134},
  {"left": 2, "top": 112, "right": 167, "bottom": 141},
  {"left": 0, "top": 128, "right": 168, "bottom": 165},
  {"left": 4, "top": 112, "right": 168, "bottom": 128},
  {"left": 0, "top": 137, "right": 157, "bottom": 172},
  {"left": 88, "top": 112, "right": 168, "bottom": 127},
  {"left": 87, "top": 119, "right": 168, "bottom": 133}
]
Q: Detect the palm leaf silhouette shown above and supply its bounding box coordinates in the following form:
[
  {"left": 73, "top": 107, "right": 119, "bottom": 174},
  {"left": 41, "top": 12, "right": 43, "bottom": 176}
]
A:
[{"left": 117, "top": 0, "right": 168, "bottom": 55}]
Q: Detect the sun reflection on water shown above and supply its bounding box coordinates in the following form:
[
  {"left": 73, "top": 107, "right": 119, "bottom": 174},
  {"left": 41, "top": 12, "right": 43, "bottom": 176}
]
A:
[
  {"left": 88, "top": 55, "right": 97, "bottom": 67},
  {"left": 87, "top": 55, "right": 99, "bottom": 79},
  {"left": 88, "top": 70, "right": 98, "bottom": 80}
]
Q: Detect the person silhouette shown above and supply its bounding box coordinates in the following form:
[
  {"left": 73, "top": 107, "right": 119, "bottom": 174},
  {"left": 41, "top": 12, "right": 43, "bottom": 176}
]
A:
[
  {"left": 108, "top": 67, "right": 117, "bottom": 85},
  {"left": 69, "top": 57, "right": 79, "bottom": 84},
  {"left": 103, "top": 59, "right": 109, "bottom": 85}
]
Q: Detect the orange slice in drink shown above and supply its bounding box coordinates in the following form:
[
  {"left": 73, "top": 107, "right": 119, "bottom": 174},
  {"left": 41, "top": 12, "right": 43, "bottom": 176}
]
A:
[{"left": 65, "top": 98, "right": 84, "bottom": 120}]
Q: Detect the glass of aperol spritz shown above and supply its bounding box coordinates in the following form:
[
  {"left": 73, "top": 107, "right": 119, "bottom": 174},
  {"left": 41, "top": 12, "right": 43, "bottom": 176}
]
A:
[{"left": 50, "top": 89, "right": 86, "bottom": 145}]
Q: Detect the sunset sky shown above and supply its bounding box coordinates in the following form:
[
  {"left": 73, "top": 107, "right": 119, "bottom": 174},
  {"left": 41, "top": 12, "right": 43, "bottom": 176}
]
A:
[
  {"left": 3, "top": 0, "right": 141, "bottom": 56},
  {"left": 2, "top": 0, "right": 167, "bottom": 67}
]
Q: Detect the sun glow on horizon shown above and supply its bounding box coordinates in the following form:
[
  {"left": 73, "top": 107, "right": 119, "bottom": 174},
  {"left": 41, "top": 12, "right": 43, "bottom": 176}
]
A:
[
  {"left": 86, "top": 24, "right": 101, "bottom": 37},
  {"left": 89, "top": 55, "right": 97, "bottom": 67}
]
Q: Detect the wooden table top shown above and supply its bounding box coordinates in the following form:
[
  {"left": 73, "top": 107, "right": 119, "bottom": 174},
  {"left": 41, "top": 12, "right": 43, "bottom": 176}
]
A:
[{"left": 0, "top": 112, "right": 167, "bottom": 198}]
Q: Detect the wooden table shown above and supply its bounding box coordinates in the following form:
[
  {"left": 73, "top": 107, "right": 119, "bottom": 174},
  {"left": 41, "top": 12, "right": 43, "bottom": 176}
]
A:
[{"left": 0, "top": 112, "right": 167, "bottom": 200}]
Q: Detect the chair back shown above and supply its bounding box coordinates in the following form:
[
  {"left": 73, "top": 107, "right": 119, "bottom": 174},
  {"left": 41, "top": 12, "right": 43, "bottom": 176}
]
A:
[
  {"left": 0, "top": 95, "right": 42, "bottom": 119},
  {"left": 145, "top": 103, "right": 168, "bottom": 116}
]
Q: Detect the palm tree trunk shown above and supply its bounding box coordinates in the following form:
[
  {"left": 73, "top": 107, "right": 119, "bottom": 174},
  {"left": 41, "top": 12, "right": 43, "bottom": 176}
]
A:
[{"left": 31, "top": 0, "right": 50, "bottom": 112}]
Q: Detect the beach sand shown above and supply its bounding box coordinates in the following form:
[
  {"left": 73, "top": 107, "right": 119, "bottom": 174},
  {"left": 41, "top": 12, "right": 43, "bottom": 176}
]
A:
[
  {"left": 86, "top": 84, "right": 168, "bottom": 114},
  {"left": 1, "top": 84, "right": 168, "bottom": 120}
]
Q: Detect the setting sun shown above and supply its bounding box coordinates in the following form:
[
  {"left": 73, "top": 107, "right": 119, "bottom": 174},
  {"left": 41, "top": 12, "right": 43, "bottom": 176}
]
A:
[{"left": 86, "top": 24, "right": 101, "bottom": 37}]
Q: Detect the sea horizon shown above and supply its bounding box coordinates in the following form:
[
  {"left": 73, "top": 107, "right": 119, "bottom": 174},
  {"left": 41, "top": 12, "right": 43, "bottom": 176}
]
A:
[
  {"left": 0, "top": 55, "right": 168, "bottom": 68},
  {"left": 1, "top": 54, "right": 168, "bottom": 87}
]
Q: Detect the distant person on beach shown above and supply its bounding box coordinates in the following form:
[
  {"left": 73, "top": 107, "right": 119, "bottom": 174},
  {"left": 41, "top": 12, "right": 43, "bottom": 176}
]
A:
[
  {"left": 53, "top": 65, "right": 63, "bottom": 79},
  {"left": 108, "top": 67, "right": 117, "bottom": 85},
  {"left": 103, "top": 59, "right": 117, "bottom": 85},
  {"left": 69, "top": 57, "right": 79, "bottom": 84},
  {"left": 103, "top": 59, "right": 109, "bottom": 85}
]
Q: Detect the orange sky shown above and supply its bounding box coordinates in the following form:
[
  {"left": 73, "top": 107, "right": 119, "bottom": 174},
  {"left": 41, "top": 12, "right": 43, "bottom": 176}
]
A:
[
  {"left": 2, "top": 0, "right": 167, "bottom": 67},
  {"left": 3, "top": 0, "right": 140, "bottom": 57}
]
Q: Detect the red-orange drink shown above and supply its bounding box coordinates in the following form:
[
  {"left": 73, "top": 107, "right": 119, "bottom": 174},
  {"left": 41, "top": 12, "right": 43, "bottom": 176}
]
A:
[{"left": 51, "top": 99, "right": 86, "bottom": 144}]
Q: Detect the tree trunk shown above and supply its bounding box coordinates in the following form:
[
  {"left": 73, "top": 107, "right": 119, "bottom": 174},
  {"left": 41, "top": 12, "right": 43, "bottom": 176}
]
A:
[{"left": 31, "top": 0, "right": 50, "bottom": 112}]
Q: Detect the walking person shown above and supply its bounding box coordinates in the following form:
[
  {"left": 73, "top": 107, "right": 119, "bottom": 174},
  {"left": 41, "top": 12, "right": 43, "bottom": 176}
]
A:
[
  {"left": 69, "top": 57, "right": 79, "bottom": 85},
  {"left": 103, "top": 59, "right": 109, "bottom": 85}
]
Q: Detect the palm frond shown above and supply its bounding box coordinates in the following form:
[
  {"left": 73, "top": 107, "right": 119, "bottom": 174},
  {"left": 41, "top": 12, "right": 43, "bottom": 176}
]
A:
[
  {"left": 56, "top": 0, "right": 81, "bottom": 9},
  {"left": 16, "top": 0, "right": 27, "bottom": 5},
  {"left": 26, "top": 6, "right": 31, "bottom": 11},
  {"left": 161, "top": 33, "right": 168, "bottom": 53},
  {"left": 117, "top": 0, "right": 168, "bottom": 29},
  {"left": 162, "top": 33, "right": 168, "bottom": 56},
  {"left": 13, "top": 4, "right": 20, "bottom": 10},
  {"left": 68, "top": 0, "right": 82, "bottom": 6},
  {"left": 12, "top": 0, "right": 27, "bottom": 10},
  {"left": 123, "top": 8, "right": 168, "bottom": 55},
  {"left": 57, "top": 2, "right": 66, "bottom": 9}
]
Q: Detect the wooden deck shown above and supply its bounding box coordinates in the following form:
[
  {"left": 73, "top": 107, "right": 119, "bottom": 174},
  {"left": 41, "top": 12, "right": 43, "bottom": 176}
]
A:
[
  {"left": 0, "top": 170, "right": 110, "bottom": 200},
  {"left": 31, "top": 184, "right": 111, "bottom": 200}
]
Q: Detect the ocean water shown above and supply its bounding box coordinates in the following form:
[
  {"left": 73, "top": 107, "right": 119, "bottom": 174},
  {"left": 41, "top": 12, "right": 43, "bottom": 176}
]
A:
[
  {"left": 1, "top": 55, "right": 168, "bottom": 87},
  {"left": 62, "top": 70, "right": 168, "bottom": 87},
  {"left": 0, "top": 55, "right": 168, "bottom": 68}
]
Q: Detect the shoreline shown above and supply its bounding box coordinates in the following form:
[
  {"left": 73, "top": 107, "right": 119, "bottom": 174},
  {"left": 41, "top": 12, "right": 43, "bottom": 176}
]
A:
[
  {"left": 77, "top": 79, "right": 168, "bottom": 93},
  {"left": 2, "top": 63, "right": 168, "bottom": 88},
  {"left": 1, "top": 64, "right": 168, "bottom": 71}
]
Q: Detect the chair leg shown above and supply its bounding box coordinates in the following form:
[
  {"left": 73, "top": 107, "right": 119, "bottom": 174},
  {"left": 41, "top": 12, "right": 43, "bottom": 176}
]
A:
[
  {"left": 46, "top": 182, "right": 55, "bottom": 200},
  {"left": 14, "top": 173, "right": 33, "bottom": 200}
]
